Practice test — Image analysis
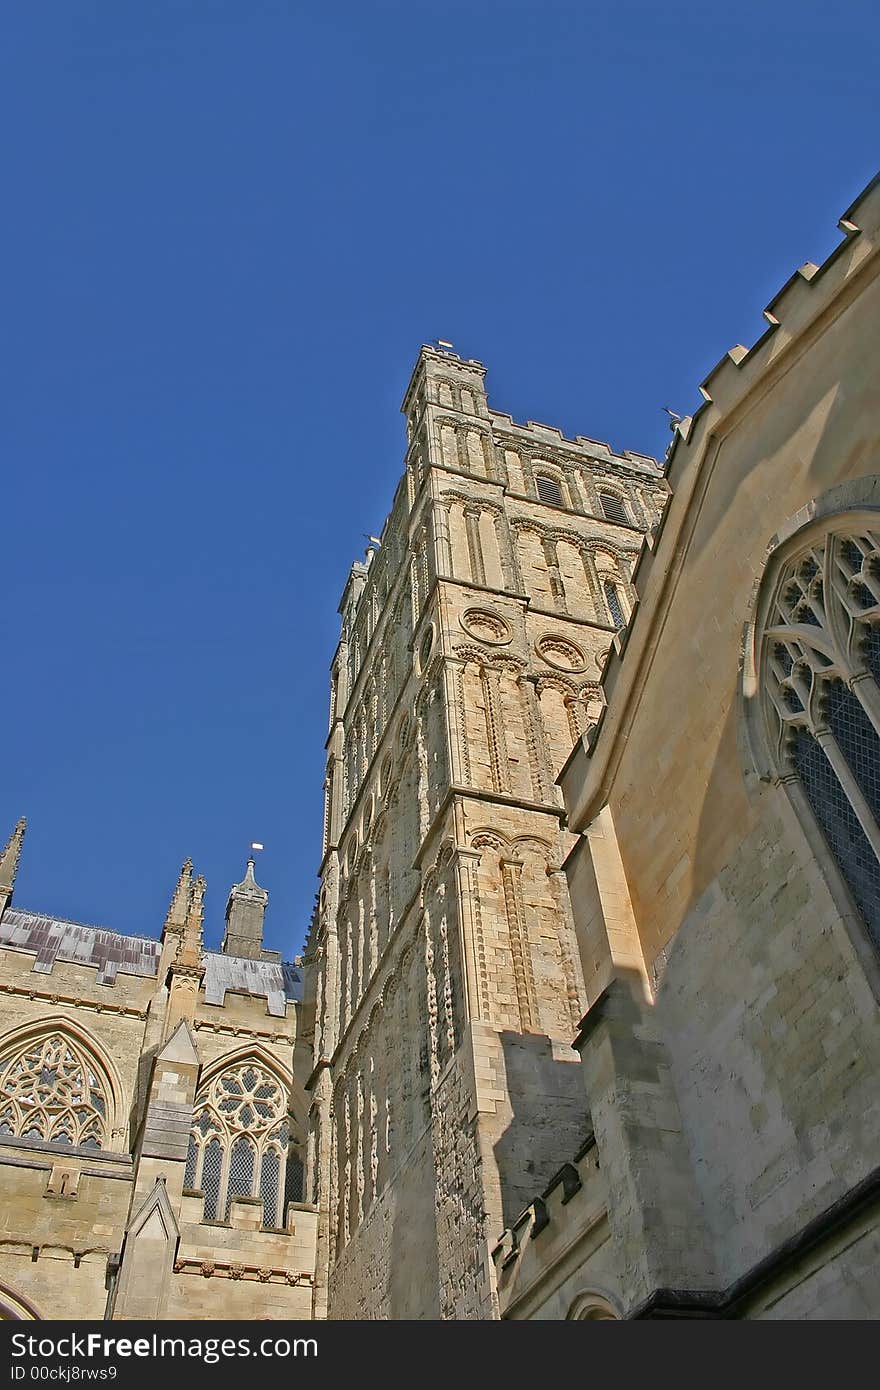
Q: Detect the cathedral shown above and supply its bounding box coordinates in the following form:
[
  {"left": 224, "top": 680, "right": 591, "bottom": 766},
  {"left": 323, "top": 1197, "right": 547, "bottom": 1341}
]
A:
[{"left": 0, "top": 171, "right": 878, "bottom": 1321}]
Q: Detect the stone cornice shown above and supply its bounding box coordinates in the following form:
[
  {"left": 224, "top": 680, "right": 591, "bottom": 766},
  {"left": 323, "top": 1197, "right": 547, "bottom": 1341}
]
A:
[{"left": 173, "top": 1256, "right": 314, "bottom": 1286}]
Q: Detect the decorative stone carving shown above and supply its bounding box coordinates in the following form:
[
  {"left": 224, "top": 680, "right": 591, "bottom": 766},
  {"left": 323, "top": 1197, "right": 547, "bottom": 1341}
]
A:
[
  {"left": 418, "top": 625, "right": 434, "bottom": 672},
  {"left": 459, "top": 608, "right": 512, "bottom": 646},
  {"left": 535, "top": 634, "right": 588, "bottom": 674}
]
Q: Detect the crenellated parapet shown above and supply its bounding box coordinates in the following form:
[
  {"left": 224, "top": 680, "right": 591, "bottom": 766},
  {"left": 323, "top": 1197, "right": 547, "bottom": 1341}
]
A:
[{"left": 559, "top": 171, "right": 880, "bottom": 834}]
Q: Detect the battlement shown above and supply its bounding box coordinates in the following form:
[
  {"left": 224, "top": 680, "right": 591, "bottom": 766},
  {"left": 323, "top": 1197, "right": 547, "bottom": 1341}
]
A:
[
  {"left": 492, "top": 1134, "right": 604, "bottom": 1319},
  {"left": 674, "top": 172, "right": 879, "bottom": 458},
  {"left": 489, "top": 410, "right": 661, "bottom": 475},
  {"left": 558, "top": 169, "right": 880, "bottom": 830}
]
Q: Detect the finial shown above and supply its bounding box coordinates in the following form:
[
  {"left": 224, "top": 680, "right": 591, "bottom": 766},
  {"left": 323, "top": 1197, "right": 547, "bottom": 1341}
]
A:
[
  {"left": 176, "top": 874, "right": 206, "bottom": 972},
  {"left": 0, "top": 817, "right": 26, "bottom": 908},
  {"left": 188, "top": 875, "right": 206, "bottom": 934},
  {"left": 163, "top": 858, "right": 193, "bottom": 935}
]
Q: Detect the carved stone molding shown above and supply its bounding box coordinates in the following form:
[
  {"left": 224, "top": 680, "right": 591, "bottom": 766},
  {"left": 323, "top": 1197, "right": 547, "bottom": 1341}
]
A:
[
  {"left": 535, "top": 633, "right": 589, "bottom": 674},
  {"left": 459, "top": 607, "right": 513, "bottom": 645}
]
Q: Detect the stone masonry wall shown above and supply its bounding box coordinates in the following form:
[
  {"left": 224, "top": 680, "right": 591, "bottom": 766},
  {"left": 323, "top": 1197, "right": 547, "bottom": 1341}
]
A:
[{"left": 311, "top": 345, "right": 661, "bottom": 1317}]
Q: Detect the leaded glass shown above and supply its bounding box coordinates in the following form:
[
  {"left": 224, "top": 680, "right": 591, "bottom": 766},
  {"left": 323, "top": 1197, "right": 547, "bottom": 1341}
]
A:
[
  {"left": 792, "top": 730, "right": 880, "bottom": 949},
  {"left": 286, "top": 1149, "right": 304, "bottom": 1206},
  {"left": 186, "top": 1058, "right": 296, "bottom": 1227},
  {"left": 260, "top": 1148, "right": 280, "bottom": 1227},
  {"left": 760, "top": 524, "right": 880, "bottom": 954},
  {"left": 202, "top": 1139, "right": 223, "bottom": 1221},
  {"left": 184, "top": 1134, "right": 198, "bottom": 1190},
  {"left": 226, "top": 1136, "right": 255, "bottom": 1216},
  {"left": 604, "top": 582, "right": 625, "bottom": 630}
]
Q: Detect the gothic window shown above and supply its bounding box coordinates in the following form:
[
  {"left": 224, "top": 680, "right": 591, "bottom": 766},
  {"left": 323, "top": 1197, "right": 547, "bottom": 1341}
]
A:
[
  {"left": 184, "top": 1060, "right": 297, "bottom": 1227},
  {"left": 599, "top": 489, "right": 629, "bottom": 525},
  {"left": 535, "top": 474, "right": 565, "bottom": 508},
  {"left": 0, "top": 1031, "right": 110, "bottom": 1150},
  {"left": 604, "top": 581, "right": 625, "bottom": 630},
  {"left": 759, "top": 524, "right": 880, "bottom": 951}
]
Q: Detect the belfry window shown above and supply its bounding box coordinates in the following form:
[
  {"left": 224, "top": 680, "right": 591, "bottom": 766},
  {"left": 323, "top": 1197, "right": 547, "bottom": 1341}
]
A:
[
  {"left": 759, "top": 524, "right": 880, "bottom": 950},
  {"left": 536, "top": 474, "right": 564, "bottom": 508},
  {"left": 599, "top": 490, "right": 629, "bottom": 525},
  {"left": 0, "top": 1031, "right": 110, "bottom": 1149},
  {"left": 184, "top": 1060, "right": 302, "bottom": 1227}
]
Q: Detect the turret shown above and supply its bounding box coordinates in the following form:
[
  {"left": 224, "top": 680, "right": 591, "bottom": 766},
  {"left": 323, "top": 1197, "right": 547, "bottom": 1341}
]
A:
[{"left": 221, "top": 855, "right": 278, "bottom": 961}]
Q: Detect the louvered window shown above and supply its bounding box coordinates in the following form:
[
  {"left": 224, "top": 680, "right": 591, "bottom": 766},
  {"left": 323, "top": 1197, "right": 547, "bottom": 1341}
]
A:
[
  {"left": 536, "top": 474, "right": 564, "bottom": 507},
  {"left": 599, "top": 490, "right": 629, "bottom": 524}
]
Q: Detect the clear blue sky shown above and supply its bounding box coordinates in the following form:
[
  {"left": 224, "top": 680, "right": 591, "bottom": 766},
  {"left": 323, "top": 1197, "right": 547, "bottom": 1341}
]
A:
[{"left": 2, "top": 2, "right": 878, "bottom": 957}]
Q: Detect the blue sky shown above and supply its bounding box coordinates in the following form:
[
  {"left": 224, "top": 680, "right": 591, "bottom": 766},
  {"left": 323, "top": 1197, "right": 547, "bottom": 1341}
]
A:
[{"left": 2, "top": 1, "right": 878, "bottom": 956}]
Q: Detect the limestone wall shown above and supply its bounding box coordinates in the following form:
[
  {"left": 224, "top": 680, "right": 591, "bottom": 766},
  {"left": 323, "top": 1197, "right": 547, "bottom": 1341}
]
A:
[
  {"left": 543, "top": 175, "right": 880, "bottom": 1320},
  {"left": 311, "top": 343, "right": 661, "bottom": 1318}
]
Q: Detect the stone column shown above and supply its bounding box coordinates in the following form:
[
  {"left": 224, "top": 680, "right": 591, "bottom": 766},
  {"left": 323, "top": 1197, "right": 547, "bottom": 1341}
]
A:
[
  {"left": 434, "top": 499, "right": 454, "bottom": 576},
  {"left": 519, "top": 673, "right": 553, "bottom": 802},
  {"left": 547, "top": 865, "right": 586, "bottom": 1030},
  {"left": 580, "top": 545, "right": 603, "bottom": 619},
  {"left": 444, "top": 660, "right": 470, "bottom": 786},
  {"left": 422, "top": 909, "right": 440, "bottom": 1088},
  {"left": 542, "top": 535, "right": 567, "bottom": 613},
  {"left": 493, "top": 510, "right": 521, "bottom": 593},
  {"left": 481, "top": 665, "right": 509, "bottom": 793},
  {"left": 464, "top": 505, "right": 487, "bottom": 587},
  {"left": 454, "top": 847, "right": 488, "bottom": 1024},
  {"left": 500, "top": 857, "right": 539, "bottom": 1032},
  {"left": 456, "top": 426, "right": 469, "bottom": 473}
]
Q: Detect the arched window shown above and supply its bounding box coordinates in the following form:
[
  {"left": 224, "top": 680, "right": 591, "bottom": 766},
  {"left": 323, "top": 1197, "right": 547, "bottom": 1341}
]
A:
[
  {"left": 598, "top": 489, "right": 629, "bottom": 525},
  {"left": 535, "top": 474, "right": 565, "bottom": 508},
  {"left": 604, "top": 581, "right": 625, "bottom": 630},
  {"left": 758, "top": 522, "right": 880, "bottom": 950},
  {"left": 0, "top": 1030, "right": 110, "bottom": 1150},
  {"left": 184, "top": 1059, "right": 299, "bottom": 1227},
  {"left": 567, "top": 1291, "right": 620, "bottom": 1319}
]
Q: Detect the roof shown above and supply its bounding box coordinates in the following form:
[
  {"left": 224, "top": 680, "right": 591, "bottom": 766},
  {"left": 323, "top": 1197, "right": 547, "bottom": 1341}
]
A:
[
  {"left": 202, "top": 951, "right": 303, "bottom": 1016},
  {"left": 0, "top": 908, "right": 303, "bottom": 1012},
  {"left": 0, "top": 908, "right": 160, "bottom": 984}
]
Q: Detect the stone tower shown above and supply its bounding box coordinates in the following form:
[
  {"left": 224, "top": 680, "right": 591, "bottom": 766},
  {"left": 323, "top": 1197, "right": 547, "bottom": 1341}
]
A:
[
  {"left": 302, "top": 345, "right": 667, "bottom": 1318},
  {"left": 221, "top": 856, "right": 277, "bottom": 961}
]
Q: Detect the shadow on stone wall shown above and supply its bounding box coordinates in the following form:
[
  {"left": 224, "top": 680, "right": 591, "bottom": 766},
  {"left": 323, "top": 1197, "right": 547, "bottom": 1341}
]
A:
[{"left": 493, "top": 1031, "right": 590, "bottom": 1229}]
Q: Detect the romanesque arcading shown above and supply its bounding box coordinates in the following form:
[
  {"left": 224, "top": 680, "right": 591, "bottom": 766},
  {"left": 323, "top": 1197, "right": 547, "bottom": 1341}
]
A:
[{"left": 303, "top": 344, "right": 666, "bottom": 1319}]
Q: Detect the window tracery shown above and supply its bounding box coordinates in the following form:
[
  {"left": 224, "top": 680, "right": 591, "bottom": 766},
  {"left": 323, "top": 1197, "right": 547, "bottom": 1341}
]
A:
[
  {"left": 0, "top": 1031, "right": 110, "bottom": 1150},
  {"left": 759, "top": 523, "right": 880, "bottom": 948},
  {"left": 184, "top": 1059, "right": 300, "bottom": 1227}
]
